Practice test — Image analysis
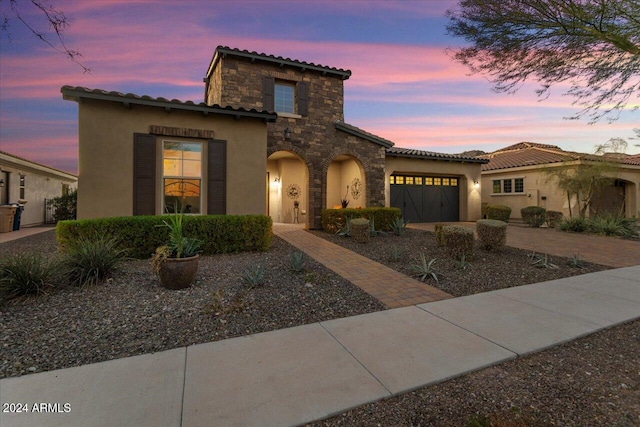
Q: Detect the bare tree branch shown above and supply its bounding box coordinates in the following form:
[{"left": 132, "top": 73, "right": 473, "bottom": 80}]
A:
[
  {"left": 447, "top": 0, "right": 639, "bottom": 123},
  {"left": 1, "top": 0, "right": 90, "bottom": 73}
]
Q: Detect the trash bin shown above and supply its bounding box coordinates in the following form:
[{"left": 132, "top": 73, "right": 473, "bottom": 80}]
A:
[
  {"left": 11, "top": 203, "right": 24, "bottom": 231},
  {"left": 0, "top": 205, "right": 17, "bottom": 233}
]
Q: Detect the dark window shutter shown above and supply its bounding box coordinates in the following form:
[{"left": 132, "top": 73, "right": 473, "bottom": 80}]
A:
[
  {"left": 133, "top": 133, "right": 156, "bottom": 215},
  {"left": 208, "top": 139, "right": 226, "bottom": 215},
  {"left": 297, "top": 81, "right": 309, "bottom": 116},
  {"left": 262, "top": 77, "right": 275, "bottom": 111}
]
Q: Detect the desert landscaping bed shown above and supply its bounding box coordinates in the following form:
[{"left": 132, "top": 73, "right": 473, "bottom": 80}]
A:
[
  {"left": 0, "top": 230, "right": 384, "bottom": 379},
  {"left": 310, "top": 227, "right": 609, "bottom": 297},
  {"left": 2, "top": 229, "right": 638, "bottom": 426}
]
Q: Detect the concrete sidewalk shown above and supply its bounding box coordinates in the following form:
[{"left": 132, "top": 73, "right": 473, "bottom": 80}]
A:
[
  {"left": 2, "top": 266, "right": 638, "bottom": 427},
  {"left": 0, "top": 226, "right": 55, "bottom": 244}
]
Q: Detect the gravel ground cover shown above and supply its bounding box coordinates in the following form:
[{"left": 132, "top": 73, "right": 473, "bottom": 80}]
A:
[
  {"left": 2, "top": 228, "right": 638, "bottom": 426},
  {"left": 0, "top": 230, "right": 384, "bottom": 379},
  {"left": 310, "top": 228, "right": 609, "bottom": 297}
]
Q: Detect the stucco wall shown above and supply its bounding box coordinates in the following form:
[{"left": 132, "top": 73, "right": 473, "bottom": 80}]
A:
[
  {"left": 481, "top": 163, "right": 640, "bottom": 219},
  {"left": 385, "top": 156, "right": 483, "bottom": 221},
  {"left": 76, "top": 99, "right": 267, "bottom": 219},
  {"left": 0, "top": 154, "right": 77, "bottom": 227}
]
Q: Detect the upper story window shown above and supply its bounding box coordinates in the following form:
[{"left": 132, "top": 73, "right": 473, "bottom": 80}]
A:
[
  {"left": 492, "top": 178, "right": 524, "bottom": 194},
  {"left": 163, "top": 141, "right": 202, "bottom": 214},
  {"left": 263, "top": 77, "right": 308, "bottom": 116},
  {"left": 275, "top": 83, "right": 295, "bottom": 114}
]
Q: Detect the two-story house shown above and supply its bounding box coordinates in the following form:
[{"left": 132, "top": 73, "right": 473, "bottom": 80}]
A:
[{"left": 63, "top": 46, "right": 486, "bottom": 228}]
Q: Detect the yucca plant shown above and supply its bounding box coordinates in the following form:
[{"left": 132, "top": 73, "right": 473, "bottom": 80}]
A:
[
  {"left": 411, "top": 253, "right": 439, "bottom": 282},
  {"left": 60, "top": 234, "right": 128, "bottom": 287},
  {"left": 289, "top": 251, "right": 305, "bottom": 273},
  {"left": 587, "top": 214, "right": 638, "bottom": 237},
  {"left": 0, "top": 253, "right": 59, "bottom": 302},
  {"left": 389, "top": 245, "right": 404, "bottom": 261},
  {"left": 390, "top": 216, "right": 408, "bottom": 236},
  {"left": 241, "top": 264, "right": 265, "bottom": 287}
]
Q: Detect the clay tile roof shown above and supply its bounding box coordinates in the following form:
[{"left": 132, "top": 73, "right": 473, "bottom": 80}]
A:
[
  {"left": 211, "top": 46, "right": 352, "bottom": 79},
  {"left": 386, "top": 147, "right": 489, "bottom": 163},
  {"left": 60, "top": 86, "right": 278, "bottom": 122},
  {"left": 480, "top": 141, "right": 640, "bottom": 171}
]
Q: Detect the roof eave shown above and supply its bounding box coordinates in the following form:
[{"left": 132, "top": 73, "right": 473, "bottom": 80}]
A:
[
  {"left": 61, "top": 86, "right": 277, "bottom": 122},
  {"left": 387, "top": 151, "right": 489, "bottom": 164}
]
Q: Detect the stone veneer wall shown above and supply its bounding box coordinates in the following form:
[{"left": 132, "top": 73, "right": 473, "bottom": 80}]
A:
[{"left": 206, "top": 55, "right": 386, "bottom": 228}]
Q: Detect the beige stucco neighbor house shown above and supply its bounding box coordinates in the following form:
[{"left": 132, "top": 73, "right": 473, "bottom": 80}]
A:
[
  {"left": 64, "top": 46, "right": 487, "bottom": 227},
  {"left": 480, "top": 142, "right": 640, "bottom": 219},
  {"left": 0, "top": 150, "right": 77, "bottom": 227}
]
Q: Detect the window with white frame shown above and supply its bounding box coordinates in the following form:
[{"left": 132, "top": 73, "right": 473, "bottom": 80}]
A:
[
  {"left": 492, "top": 178, "right": 524, "bottom": 194},
  {"left": 274, "top": 83, "right": 295, "bottom": 114},
  {"left": 162, "top": 141, "right": 202, "bottom": 213}
]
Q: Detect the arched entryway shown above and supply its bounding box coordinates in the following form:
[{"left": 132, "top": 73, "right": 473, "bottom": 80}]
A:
[
  {"left": 326, "top": 155, "right": 366, "bottom": 209},
  {"left": 267, "top": 151, "right": 309, "bottom": 225}
]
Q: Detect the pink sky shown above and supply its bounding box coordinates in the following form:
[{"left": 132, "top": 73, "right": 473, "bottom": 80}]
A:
[{"left": 0, "top": 0, "right": 638, "bottom": 174}]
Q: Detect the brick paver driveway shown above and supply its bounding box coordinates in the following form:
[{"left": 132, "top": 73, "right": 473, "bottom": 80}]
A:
[{"left": 409, "top": 223, "right": 640, "bottom": 268}]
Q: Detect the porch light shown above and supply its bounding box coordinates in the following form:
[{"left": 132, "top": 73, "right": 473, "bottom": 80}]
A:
[
  {"left": 473, "top": 180, "right": 480, "bottom": 188},
  {"left": 274, "top": 177, "right": 280, "bottom": 183},
  {"left": 284, "top": 128, "right": 291, "bottom": 140}
]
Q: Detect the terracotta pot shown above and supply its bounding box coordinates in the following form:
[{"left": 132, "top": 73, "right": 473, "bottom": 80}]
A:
[{"left": 158, "top": 254, "right": 199, "bottom": 290}]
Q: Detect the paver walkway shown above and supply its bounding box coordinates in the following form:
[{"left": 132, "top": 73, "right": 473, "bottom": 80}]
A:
[
  {"left": 273, "top": 223, "right": 452, "bottom": 308},
  {"left": 409, "top": 222, "right": 640, "bottom": 268}
]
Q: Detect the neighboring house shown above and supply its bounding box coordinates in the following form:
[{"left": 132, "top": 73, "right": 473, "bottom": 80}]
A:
[
  {"left": 64, "top": 46, "right": 487, "bottom": 228},
  {"left": 0, "top": 150, "right": 77, "bottom": 227},
  {"left": 480, "top": 142, "right": 640, "bottom": 219}
]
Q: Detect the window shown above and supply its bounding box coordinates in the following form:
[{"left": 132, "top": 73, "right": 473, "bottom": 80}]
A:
[
  {"left": 492, "top": 178, "right": 524, "bottom": 194},
  {"left": 62, "top": 184, "right": 70, "bottom": 196},
  {"left": 163, "top": 141, "right": 202, "bottom": 213},
  {"left": 19, "top": 174, "right": 25, "bottom": 199},
  {"left": 274, "top": 83, "right": 295, "bottom": 114},
  {"left": 514, "top": 178, "right": 524, "bottom": 193},
  {"left": 405, "top": 176, "right": 414, "bottom": 185}
]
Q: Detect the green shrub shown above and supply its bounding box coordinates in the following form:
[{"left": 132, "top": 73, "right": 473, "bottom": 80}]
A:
[
  {"left": 51, "top": 189, "right": 77, "bottom": 222},
  {"left": 434, "top": 223, "right": 446, "bottom": 247},
  {"left": 59, "top": 234, "right": 129, "bottom": 287},
  {"left": 321, "top": 207, "right": 401, "bottom": 233},
  {"left": 485, "top": 204, "right": 512, "bottom": 222},
  {"left": 57, "top": 215, "right": 272, "bottom": 259},
  {"left": 0, "top": 253, "right": 59, "bottom": 302},
  {"left": 521, "top": 206, "right": 546, "bottom": 228},
  {"left": 442, "top": 225, "right": 474, "bottom": 259},
  {"left": 476, "top": 219, "right": 507, "bottom": 250},
  {"left": 587, "top": 214, "right": 638, "bottom": 237},
  {"left": 546, "top": 211, "right": 564, "bottom": 228},
  {"left": 559, "top": 217, "right": 587, "bottom": 232}
]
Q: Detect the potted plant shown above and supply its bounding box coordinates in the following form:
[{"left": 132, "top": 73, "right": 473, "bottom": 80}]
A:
[{"left": 150, "top": 207, "right": 202, "bottom": 290}]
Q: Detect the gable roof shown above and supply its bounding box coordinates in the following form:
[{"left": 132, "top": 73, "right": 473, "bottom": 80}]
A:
[
  {"left": 334, "top": 121, "right": 394, "bottom": 148},
  {"left": 481, "top": 141, "right": 640, "bottom": 171},
  {"left": 205, "top": 46, "right": 352, "bottom": 81},
  {"left": 334, "top": 122, "right": 488, "bottom": 163},
  {"left": 61, "top": 86, "right": 277, "bottom": 122},
  {"left": 0, "top": 150, "right": 77, "bottom": 179}
]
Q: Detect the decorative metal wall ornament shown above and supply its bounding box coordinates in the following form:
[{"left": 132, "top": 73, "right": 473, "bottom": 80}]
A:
[
  {"left": 350, "top": 178, "right": 362, "bottom": 200},
  {"left": 286, "top": 183, "right": 301, "bottom": 200}
]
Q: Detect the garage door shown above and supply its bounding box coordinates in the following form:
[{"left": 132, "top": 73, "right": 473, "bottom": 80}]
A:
[{"left": 390, "top": 175, "right": 459, "bottom": 223}]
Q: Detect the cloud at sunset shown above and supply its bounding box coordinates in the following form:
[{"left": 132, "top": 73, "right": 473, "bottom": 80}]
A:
[{"left": 0, "top": 0, "right": 638, "bottom": 174}]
